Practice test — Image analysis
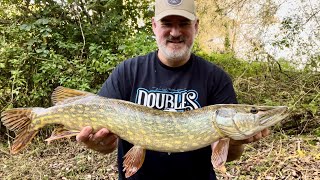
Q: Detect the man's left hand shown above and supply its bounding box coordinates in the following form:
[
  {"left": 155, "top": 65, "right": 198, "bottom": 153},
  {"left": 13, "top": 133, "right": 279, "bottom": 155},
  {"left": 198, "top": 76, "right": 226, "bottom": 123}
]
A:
[
  {"left": 226, "top": 128, "right": 270, "bottom": 162},
  {"left": 229, "top": 128, "right": 270, "bottom": 146}
]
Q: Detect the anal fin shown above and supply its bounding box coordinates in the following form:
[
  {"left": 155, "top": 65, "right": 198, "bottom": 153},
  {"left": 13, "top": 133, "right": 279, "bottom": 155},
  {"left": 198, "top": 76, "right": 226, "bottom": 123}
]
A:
[
  {"left": 211, "top": 138, "right": 230, "bottom": 173},
  {"left": 123, "top": 145, "right": 146, "bottom": 178},
  {"left": 45, "top": 126, "right": 80, "bottom": 144}
]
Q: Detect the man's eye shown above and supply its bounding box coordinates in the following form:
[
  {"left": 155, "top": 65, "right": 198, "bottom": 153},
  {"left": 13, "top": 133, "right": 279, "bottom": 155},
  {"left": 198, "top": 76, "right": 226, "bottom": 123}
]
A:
[
  {"left": 161, "top": 22, "right": 171, "bottom": 26},
  {"left": 180, "top": 22, "right": 190, "bottom": 27}
]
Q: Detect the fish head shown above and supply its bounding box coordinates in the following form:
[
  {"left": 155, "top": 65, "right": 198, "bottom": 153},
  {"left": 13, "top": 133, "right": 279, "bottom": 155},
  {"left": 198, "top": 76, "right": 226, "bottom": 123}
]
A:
[{"left": 214, "top": 104, "right": 289, "bottom": 140}]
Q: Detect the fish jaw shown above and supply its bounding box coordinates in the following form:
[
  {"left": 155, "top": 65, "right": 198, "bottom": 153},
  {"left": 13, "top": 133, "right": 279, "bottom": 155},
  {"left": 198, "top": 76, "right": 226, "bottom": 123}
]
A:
[{"left": 214, "top": 105, "right": 289, "bottom": 140}]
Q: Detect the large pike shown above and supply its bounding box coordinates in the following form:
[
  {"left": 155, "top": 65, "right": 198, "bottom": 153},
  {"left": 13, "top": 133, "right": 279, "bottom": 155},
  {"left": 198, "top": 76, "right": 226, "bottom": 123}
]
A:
[{"left": 1, "top": 86, "right": 288, "bottom": 177}]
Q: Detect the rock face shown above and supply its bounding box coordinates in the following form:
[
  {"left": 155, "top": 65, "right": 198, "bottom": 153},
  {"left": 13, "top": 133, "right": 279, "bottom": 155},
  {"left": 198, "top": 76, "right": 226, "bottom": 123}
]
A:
[{"left": 196, "top": 0, "right": 319, "bottom": 66}]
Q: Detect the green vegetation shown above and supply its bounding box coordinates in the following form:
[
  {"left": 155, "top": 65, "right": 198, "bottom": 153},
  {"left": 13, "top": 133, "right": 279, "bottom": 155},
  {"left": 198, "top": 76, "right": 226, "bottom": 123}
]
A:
[
  {"left": 0, "top": 0, "right": 155, "bottom": 112},
  {"left": 0, "top": 1, "right": 319, "bottom": 179},
  {"left": 0, "top": 0, "right": 319, "bottom": 136},
  {"left": 197, "top": 52, "right": 319, "bottom": 135}
]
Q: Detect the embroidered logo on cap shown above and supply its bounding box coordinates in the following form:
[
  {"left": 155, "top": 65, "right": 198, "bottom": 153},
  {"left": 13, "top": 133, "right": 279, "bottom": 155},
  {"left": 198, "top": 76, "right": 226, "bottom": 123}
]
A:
[{"left": 167, "top": 0, "right": 182, "bottom": 6}]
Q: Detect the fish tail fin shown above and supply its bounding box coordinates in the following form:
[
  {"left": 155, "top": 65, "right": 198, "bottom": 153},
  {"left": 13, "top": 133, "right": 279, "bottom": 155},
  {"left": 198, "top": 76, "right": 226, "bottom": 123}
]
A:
[{"left": 1, "top": 108, "right": 39, "bottom": 154}]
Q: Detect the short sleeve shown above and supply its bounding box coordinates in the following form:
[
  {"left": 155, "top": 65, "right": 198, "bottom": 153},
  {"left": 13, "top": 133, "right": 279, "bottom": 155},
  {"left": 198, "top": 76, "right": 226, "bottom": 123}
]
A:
[
  {"left": 208, "top": 68, "right": 238, "bottom": 105},
  {"left": 98, "top": 62, "right": 129, "bottom": 100}
]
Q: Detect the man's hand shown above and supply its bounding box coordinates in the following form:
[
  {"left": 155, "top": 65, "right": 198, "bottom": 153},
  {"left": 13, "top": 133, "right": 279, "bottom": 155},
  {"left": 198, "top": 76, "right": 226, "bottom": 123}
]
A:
[
  {"left": 230, "top": 128, "right": 270, "bottom": 146},
  {"left": 227, "top": 128, "right": 270, "bottom": 161},
  {"left": 76, "top": 126, "right": 118, "bottom": 154}
]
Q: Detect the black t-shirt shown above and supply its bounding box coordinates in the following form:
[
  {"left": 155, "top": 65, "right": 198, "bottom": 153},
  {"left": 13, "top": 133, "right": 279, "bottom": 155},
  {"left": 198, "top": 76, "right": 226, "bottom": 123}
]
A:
[{"left": 98, "top": 51, "right": 237, "bottom": 180}]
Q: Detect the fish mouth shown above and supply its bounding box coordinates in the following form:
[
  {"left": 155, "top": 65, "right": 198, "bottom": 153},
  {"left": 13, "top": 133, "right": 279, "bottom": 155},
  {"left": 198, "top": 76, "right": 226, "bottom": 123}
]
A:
[{"left": 259, "top": 106, "right": 289, "bottom": 126}]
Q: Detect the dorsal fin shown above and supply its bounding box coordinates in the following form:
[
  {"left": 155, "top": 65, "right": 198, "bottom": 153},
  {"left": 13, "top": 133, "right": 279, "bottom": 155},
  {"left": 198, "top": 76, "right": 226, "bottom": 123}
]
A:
[{"left": 51, "top": 86, "right": 96, "bottom": 105}]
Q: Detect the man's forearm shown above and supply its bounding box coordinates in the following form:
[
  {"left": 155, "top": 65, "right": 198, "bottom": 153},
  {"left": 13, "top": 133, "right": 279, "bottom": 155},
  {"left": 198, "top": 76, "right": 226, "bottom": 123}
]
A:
[{"left": 227, "top": 144, "right": 245, "bottom": 162}]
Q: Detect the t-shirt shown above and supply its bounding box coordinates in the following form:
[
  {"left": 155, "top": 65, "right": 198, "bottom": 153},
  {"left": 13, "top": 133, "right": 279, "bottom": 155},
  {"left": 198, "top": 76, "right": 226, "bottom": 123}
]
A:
[{"left": 98, "top": 51, "right": 237, "bottom": 180}]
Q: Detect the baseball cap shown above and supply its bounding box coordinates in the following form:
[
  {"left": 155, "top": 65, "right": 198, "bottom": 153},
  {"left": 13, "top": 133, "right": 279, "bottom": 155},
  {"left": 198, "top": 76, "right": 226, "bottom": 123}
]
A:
[{"left": 154, "top": 0, "right": 196, "bottom": 21}]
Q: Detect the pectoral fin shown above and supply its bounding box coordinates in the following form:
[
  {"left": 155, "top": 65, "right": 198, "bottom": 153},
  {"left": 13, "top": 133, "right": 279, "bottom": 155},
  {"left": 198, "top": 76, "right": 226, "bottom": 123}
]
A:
[
  {"left": 45, "top": 126, "right": 80, "bottom": 143},
  {"left": 211, "top": 138, "right": 230, "bottom": 173},
  {"left": 123, "top": 145, "right": 146, "bottom": 178}
]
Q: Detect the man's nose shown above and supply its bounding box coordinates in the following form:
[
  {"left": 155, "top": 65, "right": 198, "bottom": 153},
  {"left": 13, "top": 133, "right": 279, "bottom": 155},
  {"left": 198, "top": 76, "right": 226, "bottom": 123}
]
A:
[{"left": 170, "top": 25, "right": 182, "bottom": 37}]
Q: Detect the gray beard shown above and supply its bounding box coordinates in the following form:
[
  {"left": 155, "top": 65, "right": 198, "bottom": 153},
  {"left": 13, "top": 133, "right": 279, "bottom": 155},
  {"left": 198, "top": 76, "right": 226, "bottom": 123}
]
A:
[{"left": 157, "top": 39, "right": 193, "bottom": 62}]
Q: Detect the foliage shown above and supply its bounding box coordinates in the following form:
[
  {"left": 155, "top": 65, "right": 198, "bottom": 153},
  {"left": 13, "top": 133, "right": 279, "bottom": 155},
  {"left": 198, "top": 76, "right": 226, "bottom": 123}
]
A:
[
  {"left": 0, "top": 0, "right": 154, "bottom": 111},
  {"left": 0, "top": 1, "right": 319, "bottom": 179},
  {"left": 0, "top": 0, "right": 318, "bottom": 137},
  {"left": 0, "top": 0, "right": 157, "bottom": 135},
  {"left": 196, "top": 51, "right": 320, "bottom": 135}
]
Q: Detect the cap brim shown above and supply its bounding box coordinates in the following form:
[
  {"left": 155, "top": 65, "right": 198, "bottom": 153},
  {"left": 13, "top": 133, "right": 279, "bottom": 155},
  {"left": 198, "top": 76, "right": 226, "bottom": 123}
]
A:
[{"left": 155, "top": 9, "right": 196, "bottom": 21}]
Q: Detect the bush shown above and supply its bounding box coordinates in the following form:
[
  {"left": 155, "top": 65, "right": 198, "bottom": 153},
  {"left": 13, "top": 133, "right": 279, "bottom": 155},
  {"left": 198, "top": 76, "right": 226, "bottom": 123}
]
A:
[{"left": 0, "top": 1, "right": 318, "bottom": 137}]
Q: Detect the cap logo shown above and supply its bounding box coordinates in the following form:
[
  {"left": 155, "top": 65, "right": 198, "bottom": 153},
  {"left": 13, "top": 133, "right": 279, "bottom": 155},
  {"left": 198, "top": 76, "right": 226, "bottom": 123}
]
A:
[{"left": 167, "top": 0, "right": 182, "bottom": 6}]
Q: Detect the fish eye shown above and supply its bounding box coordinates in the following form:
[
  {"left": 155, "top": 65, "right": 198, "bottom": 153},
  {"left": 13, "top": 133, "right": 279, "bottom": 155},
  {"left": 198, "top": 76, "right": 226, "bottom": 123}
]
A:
[{"left": 250, "top": 107, "right": 258, "bottom": 114}]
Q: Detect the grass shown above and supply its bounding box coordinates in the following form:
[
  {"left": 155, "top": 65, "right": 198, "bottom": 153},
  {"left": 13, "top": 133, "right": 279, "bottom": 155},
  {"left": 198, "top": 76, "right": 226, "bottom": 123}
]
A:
[
  {"left": 217, "top": 133, "right": 320, "bottom": 179},
  {"left": 1, "top": 132, "right": 319, "bottom": 180},
  {"left": 0, "top": 138, "right": 117, "bottom": 180}
]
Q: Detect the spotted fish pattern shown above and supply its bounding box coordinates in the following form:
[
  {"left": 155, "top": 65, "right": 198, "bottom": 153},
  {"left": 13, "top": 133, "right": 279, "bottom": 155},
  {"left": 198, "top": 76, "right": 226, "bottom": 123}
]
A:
[{"left": 1, "top": 86, "right": 289, "bottom": 177}]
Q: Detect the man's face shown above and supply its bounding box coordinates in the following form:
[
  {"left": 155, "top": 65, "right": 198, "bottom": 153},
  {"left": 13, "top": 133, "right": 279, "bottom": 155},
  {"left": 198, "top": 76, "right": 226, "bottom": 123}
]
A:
[{"left": 152, "top": 15, "right": 199, "bottom": 66}]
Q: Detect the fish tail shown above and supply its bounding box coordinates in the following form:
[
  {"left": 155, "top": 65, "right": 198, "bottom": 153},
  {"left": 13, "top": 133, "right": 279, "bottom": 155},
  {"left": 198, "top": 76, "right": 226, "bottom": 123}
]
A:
[{"left": 1, "top": 108, "right": 39, "bottom": 154}]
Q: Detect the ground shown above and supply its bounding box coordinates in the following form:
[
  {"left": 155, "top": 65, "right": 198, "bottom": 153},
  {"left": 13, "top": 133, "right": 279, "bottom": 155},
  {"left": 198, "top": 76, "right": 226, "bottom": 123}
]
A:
[{"left": 0, "top": 133, "right": 319, "bottom": 180}]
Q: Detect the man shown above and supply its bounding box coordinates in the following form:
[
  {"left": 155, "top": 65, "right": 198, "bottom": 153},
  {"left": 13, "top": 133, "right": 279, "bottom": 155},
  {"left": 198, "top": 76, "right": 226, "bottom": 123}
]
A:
[{"left": 76, "top": 0, "right": 270, "bottom": 179}]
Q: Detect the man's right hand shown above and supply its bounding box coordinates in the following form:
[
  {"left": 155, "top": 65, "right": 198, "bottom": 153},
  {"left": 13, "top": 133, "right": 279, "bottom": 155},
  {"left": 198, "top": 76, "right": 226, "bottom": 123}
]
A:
[{"left": 76, "top": 126, "right": 118, "bottom": 154}]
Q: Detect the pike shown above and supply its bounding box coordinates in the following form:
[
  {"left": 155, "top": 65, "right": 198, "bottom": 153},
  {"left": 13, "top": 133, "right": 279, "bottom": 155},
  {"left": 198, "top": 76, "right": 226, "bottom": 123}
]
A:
[{"left": 1, "top": 86, "right": 288, "bottom": 177}]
